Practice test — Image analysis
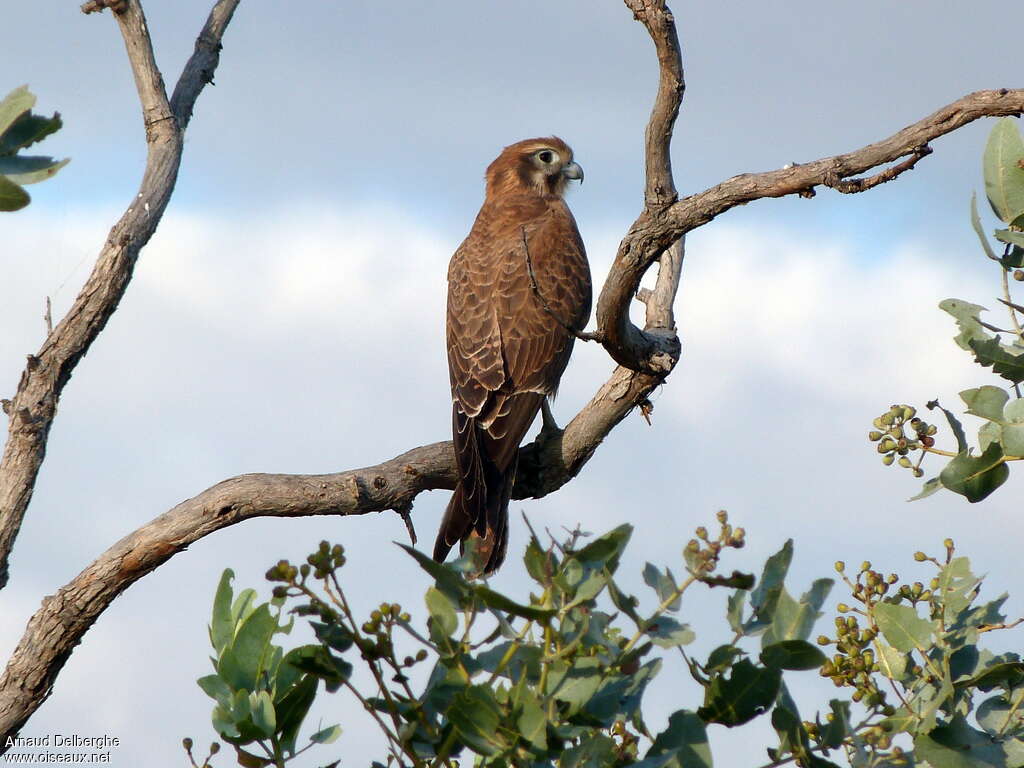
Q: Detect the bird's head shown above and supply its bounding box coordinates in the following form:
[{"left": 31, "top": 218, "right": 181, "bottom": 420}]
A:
[{"left": 484, "top": 137, "right": 583, "bottom": 200}]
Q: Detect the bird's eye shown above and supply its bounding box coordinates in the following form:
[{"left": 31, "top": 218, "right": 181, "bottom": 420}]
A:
[{"left": 537, "top": 150, "right": 555, "bottom": 164}]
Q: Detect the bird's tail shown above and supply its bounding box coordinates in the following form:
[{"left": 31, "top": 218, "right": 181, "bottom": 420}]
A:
[{"left": 433, "top": 461, "right": 513, "bottom": 575}]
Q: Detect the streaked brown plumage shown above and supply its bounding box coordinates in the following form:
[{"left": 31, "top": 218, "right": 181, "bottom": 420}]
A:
[{"left": 433, "top": 137, "right": 591, "bottom": 573}]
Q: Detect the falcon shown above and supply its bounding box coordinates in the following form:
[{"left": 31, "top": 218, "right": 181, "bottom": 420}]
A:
[{"left": 433, "top": 137, "right": 592, "bottom": 574}]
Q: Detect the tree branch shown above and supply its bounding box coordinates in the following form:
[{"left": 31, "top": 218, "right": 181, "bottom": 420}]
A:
[
  {"left": 0, "top": 0, "right": 239, "bottom": 592},
  {"left": 596, "top": 83, "right": 1024, "bottom": 373},
  {"left": 596, "top": 0, "right": 685, "bottom": 375}
]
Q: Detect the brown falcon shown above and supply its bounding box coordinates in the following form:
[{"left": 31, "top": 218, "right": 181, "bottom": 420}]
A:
[{"left": 433, "top": 137, "right": 592, "bottom": 574}]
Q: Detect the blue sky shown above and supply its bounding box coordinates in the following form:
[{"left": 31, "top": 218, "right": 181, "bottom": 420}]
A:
[{"left": 3, "top": 2, "right": 1024, "bottom": 766}]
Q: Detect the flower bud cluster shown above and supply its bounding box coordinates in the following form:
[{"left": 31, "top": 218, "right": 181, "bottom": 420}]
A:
[
  {"left": 685, "top": 510, "right": 746, "bottom": 575},
  {"left": 869, "top": 404, "right": 936, "bottom": 477}
]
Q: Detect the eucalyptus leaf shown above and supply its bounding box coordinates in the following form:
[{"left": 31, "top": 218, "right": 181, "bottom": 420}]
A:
[
  {"left": 909, "top": 476, "right": 943, "bottom": 501},
  {"left": 940, "top": 298, "right": 992, "bottom": 353},
  {"left": 970, "top": 192, "right": 998, "bottom": 261},
  {"left": 0, "top": 173, "right": 29, "bottom": 211},
  {"left": 939, "top": 441, "right": 1010, "bottom": 502},
  {"left": 0, "top": 155, "right": 68, "bottom": 185},
  {"left": 983, "top": 117, "right": 1024, "bottom": 224},
  {"left": 873, "top": 602, "right": 933, "bottom": 652},
  {"left": 759, "top": 640, "right": 827, "bottom": 671},
  {"left": 961, "top": 386, "right": 1010, "bottom": 423},
  {"left": 210, "top": 569, "right": 236, "bottom": 656},
  {"left": 0, "top": 86, "right": 34, "bottom": 138},
  {"left": 915, "top": 713, "right": 1007, "bottom": 768},
  {"left": 968, "top": 336, "right": 1024, "bottom": 384}
]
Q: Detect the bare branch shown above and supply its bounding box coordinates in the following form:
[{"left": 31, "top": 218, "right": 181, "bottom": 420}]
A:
[
  {"left": 0, "top": 0, "right": 239, "bottom": 590},
  {"left": 170, "top": 0, "right": 241, "bottom": 129},
  {"left": 823, "top": 144, "right": 933, "bottom": 194},
  {"left": 595, "top": 0, "right": 685, "bottom": 375},
  {"left": 597, "top": 85, "right": 1024, "bottom": 374},
  {"left": 673, "top": 88, "right": 1024, "bottom": 235}
]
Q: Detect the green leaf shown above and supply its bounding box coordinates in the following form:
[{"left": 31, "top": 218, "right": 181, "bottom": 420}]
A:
[
  {"left": 425, "top": 586, "right": 458, "bottom": 637},
  {"left": 572, "top": 524, "right": 632, "bottom": 572},
  {"left": 561, "top": 734, "right": 616, "bottom": 768},
  {"left": 475, "top": 585, "right": 555, "bottom": 622},
  {"left": 250, "top": 690, "right": 276, "bottom": 737},
  {"left": 0, "top": 86, "right": 34, "bottom": 138},
  {"left": 523, "top": 536, "right": 552, "bottom": 584},
  {"left": 274, "top": 673, "right": 317, "bottom": 754},
  {"left": 233, "top": 747, "right": 272, "bottom": 768},
  {"left": 930, "top": 395, "right": 970, "bottom": 452},
  {"left": 940, "top": 298, "right": 992, "bottom": 354},
  {"left": 211, "top": 704, "right": 241, "bottom": 740},
  {"left": 939, "top": 441, "right": 1010, "bottom": 502},
  {"left": 819, "top": 700, "right": 852, "bottom": 748},
  {"left": 646, "top": 615, "right": 695, "bottom": 648},
  {"left": 284, "top": 645, "right": 350, "bottom": 693},
  {"left": 697, "top": 658, "right": 781, "bottom": 727},
  {"left": 0, "top": 173, "right": 29, "bottom": 211},
  {"left": 977, "top": 695, "right": 1016, "bottom": 736},
  {"left": 310, "top": 724, "right": 342, "bottom": 744},
  {"left": 446, "top": 685, "right": 507, "bottom": 756},
  {"left": 476, "top": 642, "right": 541, "bottom": 682},
  {"left": 970, "top": 192, "right": 999, "bottom": 261},
  {"left": 745, "top": 540, "right": 792, "bottom": 633},
  {"left": 197, "top": 674, "right": 233, "bottom": 707},
  {"left": 984, "top": 117, "right": 1024, "bottom": 224},
  {"left": 935, "top": 557, "right": 979, "bottom": 615},
  {"left": 727, "top": 590, "right": 747, "bottom": 634},
  {"left": 0, "top": 155, "right": 68, "bottom": 185},
  {"left": 586, "top": 658, "right": 661, "bottom": 725},
  {"left": 915, "top": 713, "right": 1007, "bottom": 768},
  {"left": 230, "top": 588, "right": 258, "bottom": 631},
  {"left": 514, "top": 686, "right": 547, "bottom": 752},
  {"left": 0, "top": 109, "right": 61, "bottom": 155},
  {"left": 873, "top": 602, "right": 933, "bottom": 652},
  {"left": 645, "top": 710, "right": 712, "bottom": 768},
  {"left": 995, "top": 228, "right": 1024, "bottom": 248},
  {"left": 909, "top": 476, "right": 944, "bottom": 501},
  {"left": 706, "top": 645, "right": 744, "bottom": 674},
  {"left": 1001, "top": 424, "right": 1024, "bottom": 457},
  {"left": 760, "top": 640, "right": 827, "bottom": 671},
  {"left": 960, "top": 662, "right": 1024, "bottom": 692},
  {"left": 644, "top": 563, "right": 680, "bottom": 611},
  {"left": 961, "top": 386, "right": 1010, "bottom": 423},
  {"left": 968, "top": 336, "right": 1024, "bottom": 384},
  {"left": 606, "top": 577, "right": 638, "bottom": 626},
  {"left": 763, "top": 580, "right": 833, "bottom": 645},
  {"left": 397, "top": 544, "right": 472, "bottom": 602},
  {"left": 224, "top": 604, "right": 278, "bottom": 691},
  {"left": 210, "top": 569, "right": 236, "bottom": 656},
  {"left": 875, "top": 641, "right": 910, "bottom": 682},
  {"left": 547, "top": 657, "right": 603, "bottom": 713}
]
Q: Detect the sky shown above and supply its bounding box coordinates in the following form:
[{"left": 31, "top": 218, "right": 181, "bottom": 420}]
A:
[{"left": 2, "top": 1, "right": 1024, "bottom": 766}]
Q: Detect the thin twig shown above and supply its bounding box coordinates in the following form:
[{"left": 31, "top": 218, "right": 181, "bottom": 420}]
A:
[{"left": 823, "top": 145, "right": 932, "bottom": 194}]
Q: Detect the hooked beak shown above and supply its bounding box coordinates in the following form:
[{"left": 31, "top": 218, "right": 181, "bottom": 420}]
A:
[{"left": 562, "top": 161, "right": 584, "bottom": 184}]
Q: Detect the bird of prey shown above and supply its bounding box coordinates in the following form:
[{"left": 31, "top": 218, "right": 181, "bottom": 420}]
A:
[{"left": 433, "top": 137, "right": 592, "bottom": 574}]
